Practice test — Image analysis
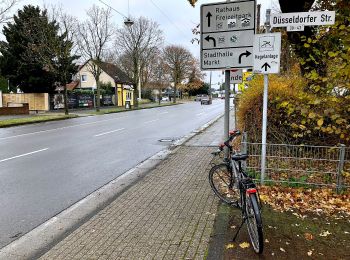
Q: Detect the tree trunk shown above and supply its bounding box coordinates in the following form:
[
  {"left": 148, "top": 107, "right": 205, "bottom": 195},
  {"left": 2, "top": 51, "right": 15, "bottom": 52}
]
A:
[
  {"left": 96, "top": 75, "right": 100, "bottom": 112},
  {"left": 173, "top": 83, "right": 177, "bottom": 104},
  {"left": 63, "top": 74, "right": 69, "bottom": 115},
  {"left": 64, "top": 85, "right": 69, "bottom": 115}
]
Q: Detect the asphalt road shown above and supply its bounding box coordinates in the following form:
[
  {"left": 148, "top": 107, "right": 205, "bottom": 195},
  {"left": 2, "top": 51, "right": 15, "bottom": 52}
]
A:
[{"left": 0, "top": 100, "right": 224, "bottom": 248}]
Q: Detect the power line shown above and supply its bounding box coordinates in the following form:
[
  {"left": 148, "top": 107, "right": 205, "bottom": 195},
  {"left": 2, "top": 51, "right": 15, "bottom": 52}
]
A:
[
  {"left": 98, "top": 0, "right": 128, "bottom": 19},
  {"left": 149, "top": 0, "right": 189, "bottom": 39}
]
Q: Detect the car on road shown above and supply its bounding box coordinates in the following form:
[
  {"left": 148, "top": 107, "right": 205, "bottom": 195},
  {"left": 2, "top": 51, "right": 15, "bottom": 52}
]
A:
[
  {"left": 195, "top": 94, "right": 205, "bottom": 101},
  {"left": 200, "top": 95, "right": 212, "bottom": 105}
]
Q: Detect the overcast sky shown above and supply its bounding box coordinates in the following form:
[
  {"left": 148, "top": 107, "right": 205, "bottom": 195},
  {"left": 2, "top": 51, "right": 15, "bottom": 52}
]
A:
[{"left": 5, "top": 0, "right": 278, "bottom": 88}]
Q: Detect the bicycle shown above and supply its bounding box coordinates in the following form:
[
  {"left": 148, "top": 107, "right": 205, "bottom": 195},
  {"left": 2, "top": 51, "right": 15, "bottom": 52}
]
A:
[{"left": 209, "top": 130, "right": 264, "bottom": 254}]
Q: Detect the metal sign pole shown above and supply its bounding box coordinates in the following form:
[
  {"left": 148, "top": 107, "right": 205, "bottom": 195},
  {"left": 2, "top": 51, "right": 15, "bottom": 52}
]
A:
[
  {"left": 260, "top": 9, "right": 271, "bottom": 184},
  {"left": 224, "top": 0, "right": 231, "bottom": 159},
  {"left": 224, "top": 69, "right": 230, "bottom": 158}
]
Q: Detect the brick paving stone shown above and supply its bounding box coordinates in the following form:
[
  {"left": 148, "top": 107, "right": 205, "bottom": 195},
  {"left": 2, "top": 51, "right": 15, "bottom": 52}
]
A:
[{"left": 39, "top": 144, "right": 220, "bottom": 260}]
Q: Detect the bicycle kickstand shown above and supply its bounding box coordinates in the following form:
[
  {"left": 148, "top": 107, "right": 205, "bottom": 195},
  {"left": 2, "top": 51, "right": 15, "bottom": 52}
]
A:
[{"left": 232, "top": 217, "right": 247, "bottom": 242}]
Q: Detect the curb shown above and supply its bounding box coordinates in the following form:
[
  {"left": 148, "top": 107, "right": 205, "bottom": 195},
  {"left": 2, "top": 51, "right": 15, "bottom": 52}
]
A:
[{"left": 0, "top": 112, "right": 224, "bottom": 260}]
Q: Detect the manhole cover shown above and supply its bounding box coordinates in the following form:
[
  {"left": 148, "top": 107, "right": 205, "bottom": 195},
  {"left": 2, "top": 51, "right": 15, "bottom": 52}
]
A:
[{"left": 159, "top": 138, "right": 175, "bottom": 142}]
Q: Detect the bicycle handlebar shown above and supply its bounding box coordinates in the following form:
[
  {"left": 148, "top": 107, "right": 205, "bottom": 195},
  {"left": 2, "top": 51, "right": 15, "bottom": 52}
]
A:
[{"left": 215, "top": 130, "right": 241, "bottom": 153}]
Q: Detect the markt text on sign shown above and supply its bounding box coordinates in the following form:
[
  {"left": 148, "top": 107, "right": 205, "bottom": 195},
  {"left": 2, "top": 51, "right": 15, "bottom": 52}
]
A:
[{"left": 270, "top": 11, "right": 335, "bottom": 28}]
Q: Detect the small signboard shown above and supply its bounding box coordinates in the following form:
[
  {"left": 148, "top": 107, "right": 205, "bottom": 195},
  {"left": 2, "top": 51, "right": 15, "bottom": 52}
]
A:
[
  {"left": 200, "top": 0, "right": 256, "bottom": 70},
  {"left": 287, "top": 25, "right": 305, "bottom": 31},
  {"left": 270, "top": 11, "right": 335, "bottom": 28},
  {"left": 253, "top": 32, "right": 282, "bottom": 74},
  {"left": 230, "top": 69, "right": 243, "bottom": 83}
]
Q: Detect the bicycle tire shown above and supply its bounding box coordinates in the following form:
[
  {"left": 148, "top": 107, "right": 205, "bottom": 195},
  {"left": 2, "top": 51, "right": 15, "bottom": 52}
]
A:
[
  {"left": 245, "top": 192, "right": 264, "bottom": 254},
  {"left": 208, "top": 163, "right": 240, "bottom": 205}
]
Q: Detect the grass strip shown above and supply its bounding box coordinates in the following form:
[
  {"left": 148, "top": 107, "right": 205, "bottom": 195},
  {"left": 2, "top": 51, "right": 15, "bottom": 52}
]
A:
[{"left": 0, "top": 114, "right": 78, "bottom": 128}]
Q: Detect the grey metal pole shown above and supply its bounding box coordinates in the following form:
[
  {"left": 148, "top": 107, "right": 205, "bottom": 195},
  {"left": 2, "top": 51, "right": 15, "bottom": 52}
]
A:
[
  {"left": 260, "top": 9, "right": 271, "bottom": 184},
  {"left": 336, "top": 144, "right": 346, "bottom": 193},
  {"left": 224, "top": 70, "right": 230, "bottom": 159}
]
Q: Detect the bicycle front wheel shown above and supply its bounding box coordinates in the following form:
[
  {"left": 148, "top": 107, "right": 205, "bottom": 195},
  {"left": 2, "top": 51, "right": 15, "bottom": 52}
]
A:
[
  {"left": 245, "top": 192, "right": 264, "bottom": 254},
  {"left": 208, "top": 163, "right": 240, "bottom": 205}
]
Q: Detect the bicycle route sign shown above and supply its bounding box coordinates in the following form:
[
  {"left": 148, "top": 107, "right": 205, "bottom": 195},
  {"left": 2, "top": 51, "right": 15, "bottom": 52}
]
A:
[
  {"left": 253, "top": 32, "right": 282, "bottom": 74},
  {"left": 200, "top": 0, "right": 256, "bottom": 71}
]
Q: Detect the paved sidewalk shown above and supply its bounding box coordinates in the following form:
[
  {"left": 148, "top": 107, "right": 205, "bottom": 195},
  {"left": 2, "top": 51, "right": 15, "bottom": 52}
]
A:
[
  {"left": 37, "top": 111, "right": 234, "bottom": 259},
  {"left": 39, "top": 147, "right": 218, "bottom": 260}
]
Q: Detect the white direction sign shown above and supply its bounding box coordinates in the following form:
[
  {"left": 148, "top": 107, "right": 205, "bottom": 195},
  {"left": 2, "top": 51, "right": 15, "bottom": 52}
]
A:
[
  {"left": 200, "top": 0, "right": 255, "bottom": 70},
  {"left": 230, "top": 69, "right": 243, "bottom": 83},
  {"left": 253, "top": 32, "right": 281, "bottom": 74},
  {"left": 270, "top": 11, "right": 335, "bottom": 28}
]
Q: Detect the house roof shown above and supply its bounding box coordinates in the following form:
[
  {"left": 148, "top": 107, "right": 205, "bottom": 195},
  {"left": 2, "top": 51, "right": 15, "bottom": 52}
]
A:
[
  {"left": 98, "top": 61, "right": 133, "bottom": 85},
  {"left": 66, "top": 80, "right": 80, "bottom": 91}
]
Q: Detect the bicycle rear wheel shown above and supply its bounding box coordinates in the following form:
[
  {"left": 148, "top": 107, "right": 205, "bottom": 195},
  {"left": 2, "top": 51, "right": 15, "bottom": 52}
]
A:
[
  {"left": 245, "top": 192, "right": 264, "bottom": 254},
  {"left": 208, "top": 163, "right": 240, "bottom": 205}
]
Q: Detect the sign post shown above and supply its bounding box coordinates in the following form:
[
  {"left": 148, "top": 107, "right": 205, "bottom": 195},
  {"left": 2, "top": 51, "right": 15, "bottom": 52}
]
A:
[{"left": 200, "top": 0, "right": 255, "bottom": 158}]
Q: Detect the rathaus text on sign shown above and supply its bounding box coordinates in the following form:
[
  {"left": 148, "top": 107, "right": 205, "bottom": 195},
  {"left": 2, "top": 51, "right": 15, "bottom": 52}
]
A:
[{"left": 270, "top": 11, "right": 335, "bottom": 28}]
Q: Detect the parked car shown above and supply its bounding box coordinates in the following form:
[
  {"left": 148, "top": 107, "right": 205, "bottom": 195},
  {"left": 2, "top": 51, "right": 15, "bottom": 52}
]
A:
[
  {"left": 161, "top": 96, "right": 169, "bottom": 101},
  {"left": 201, "top": 95, "right": 212, "bottom": 105}
]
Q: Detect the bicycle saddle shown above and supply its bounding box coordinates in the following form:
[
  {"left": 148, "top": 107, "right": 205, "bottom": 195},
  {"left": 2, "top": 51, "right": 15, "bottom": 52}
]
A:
[{"left": 231, "top": 153, "right": 249, "bottom": 161}]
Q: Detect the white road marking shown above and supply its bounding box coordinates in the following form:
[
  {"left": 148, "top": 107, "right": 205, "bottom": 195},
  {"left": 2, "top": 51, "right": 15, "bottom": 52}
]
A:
[
  {"left": 196, "top": 112, "right": 205, "bottom": 116},
  {"left": 0, "top": 148, "right": 49, "bottom": 163},
  {"left": 0, "top": 116, "right": 128, "bottom": 140},
  {"left": 94, "top": 128, "right": 125, "bottom": 137},
  {"left": 144, "top": 119, "right": 158, "bottom": 124}
]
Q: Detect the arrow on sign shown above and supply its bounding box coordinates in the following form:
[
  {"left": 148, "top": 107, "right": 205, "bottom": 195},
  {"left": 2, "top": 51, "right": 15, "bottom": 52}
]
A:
[
  {"left": 261, "top": 62, "right": 271, "bottom": 71},
  {"left": 206, "top": 12, "right": 212, "bottom": 27},
  {"left": 238, "top": 51, "right": 251, "bottom": 64},
  {"left": 205, "top": 35, "right": 216, "bottom": 47}
]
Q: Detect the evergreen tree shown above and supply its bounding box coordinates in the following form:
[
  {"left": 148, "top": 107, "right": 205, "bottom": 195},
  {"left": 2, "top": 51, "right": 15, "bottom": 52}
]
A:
[{"left": 0, "top": 5, "right": 59, "bottom": 93}]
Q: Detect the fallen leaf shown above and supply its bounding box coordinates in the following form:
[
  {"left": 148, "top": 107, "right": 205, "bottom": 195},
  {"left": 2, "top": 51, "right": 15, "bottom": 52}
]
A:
[
  {"left": 265, "top": 239, "right": 269, "bottom": 243},
  {"left": 230, "top": 225, "right": 236, "bottom": 229},
  {"left": 344, "top": 231, "right": 349, "bottom": 234},
  {"left": 319, "top": 231, "right": 331, "bottom": 237},
  {"left": 307, "top": 250, "right": 313, "bottom": 256},
  {"left": 280, "top": 247, "right": 286, "bottom": 252},
  {"left": 226, "top": 243, "right": 235, "bottom": 249},
  {"left": 286, "top": 241, "right": 290, "bottom": 245},
  {"left": 304, "top": 233, "right": 314, "bottom": 240},
  {"left": 239, "top": 242, "right": 250, "bottom": 249}
]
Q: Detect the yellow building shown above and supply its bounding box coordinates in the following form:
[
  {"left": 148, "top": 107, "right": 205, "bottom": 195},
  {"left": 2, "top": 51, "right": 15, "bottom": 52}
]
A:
[{"left": 74, "top": 60, "right": 134, "bottom": 107}]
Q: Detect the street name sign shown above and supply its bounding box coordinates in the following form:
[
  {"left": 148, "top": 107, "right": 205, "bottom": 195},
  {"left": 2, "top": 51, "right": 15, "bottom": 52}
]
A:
[
  {"left": 230, "top": 69, "right": 243, "bottom": 83},
  {"left": 200, "top": 0, "right": 256, "bottom": 70},
  {"left": 270, "top": 11, "right": 335, "bottom": 28},
  {"left": 253, "top": 32, "right": 281, "bottom": 74}
]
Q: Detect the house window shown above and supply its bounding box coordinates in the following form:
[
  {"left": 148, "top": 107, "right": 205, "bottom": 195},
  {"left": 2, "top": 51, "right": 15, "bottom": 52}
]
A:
[{"left": 81, "top": 74, "right": 87, "bottom": 82}]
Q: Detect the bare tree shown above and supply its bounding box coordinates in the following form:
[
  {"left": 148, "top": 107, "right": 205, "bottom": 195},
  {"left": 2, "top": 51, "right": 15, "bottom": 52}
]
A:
[
  {"left": 44, "top": 4, "right": 80, "bottom": 115},
  {"left": 162, "top": 45, "right": 194, "bottom": 103},
  {"left": 76, "top": 5, "right": 115, "bottom": 112},
  {"left": 0, "top": 0, "right": 19, "bottom": 24},
  {"left": 115, "top": 16, "right": 163, "bottom": 107}
]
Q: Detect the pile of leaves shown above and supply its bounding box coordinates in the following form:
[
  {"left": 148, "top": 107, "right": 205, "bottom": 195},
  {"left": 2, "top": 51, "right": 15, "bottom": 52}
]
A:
[{"left": 259, "top": 186, "right": 350, "bottom": 218}]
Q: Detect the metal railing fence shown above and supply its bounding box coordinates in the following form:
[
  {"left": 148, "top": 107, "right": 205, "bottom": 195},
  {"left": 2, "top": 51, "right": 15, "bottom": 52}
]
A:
[{"left": 241, "top": 134, "right": 349, "bottom": 192}]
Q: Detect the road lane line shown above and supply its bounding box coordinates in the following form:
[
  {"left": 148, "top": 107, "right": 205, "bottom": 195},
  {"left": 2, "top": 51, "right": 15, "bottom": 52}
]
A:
[
  {"left": 0, "top": 148, "right": 49, "bottom": 163},
  {"left": 144, "top": 119, "right": 158, "bottom": 124},
  {"left": 0, "top": 117, "right": 128, "bottom": 140},
  {"left": 94, "top": 128, "right": 125, "bottom": 137}
]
